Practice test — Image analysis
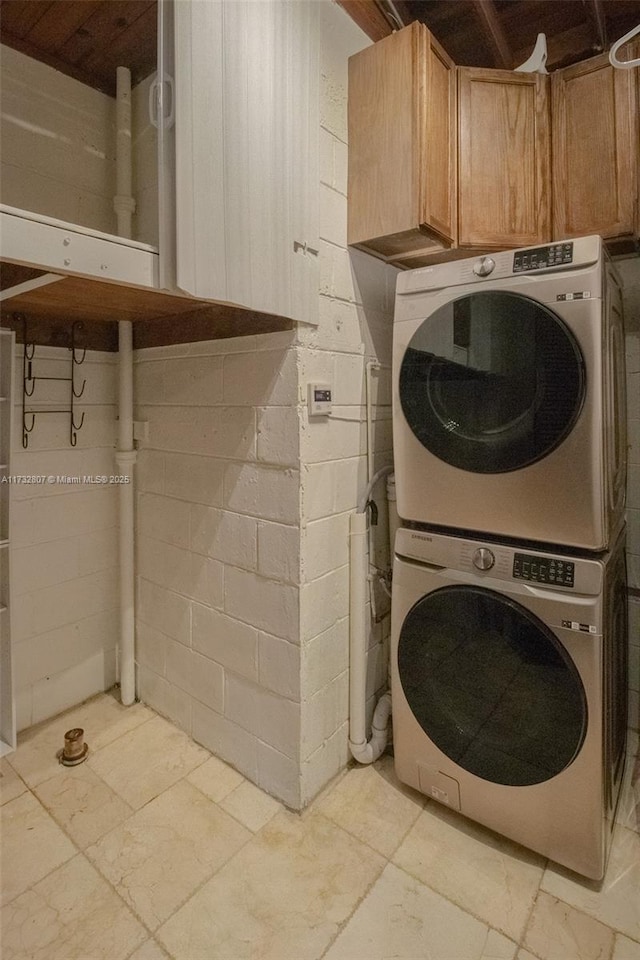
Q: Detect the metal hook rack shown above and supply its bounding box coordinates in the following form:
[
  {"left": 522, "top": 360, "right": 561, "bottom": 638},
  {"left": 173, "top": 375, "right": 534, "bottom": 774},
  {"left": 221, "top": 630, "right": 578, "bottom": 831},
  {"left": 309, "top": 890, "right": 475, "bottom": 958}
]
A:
[{"left": 18, "top": 315, "right": 87, "bottom": 449}]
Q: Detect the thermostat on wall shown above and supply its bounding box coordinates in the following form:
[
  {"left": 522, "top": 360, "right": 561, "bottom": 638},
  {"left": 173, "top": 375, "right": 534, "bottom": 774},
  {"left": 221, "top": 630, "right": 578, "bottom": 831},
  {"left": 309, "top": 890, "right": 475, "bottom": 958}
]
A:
[{"left": 308, "top": 382, "right": 332, "bottom": 417}]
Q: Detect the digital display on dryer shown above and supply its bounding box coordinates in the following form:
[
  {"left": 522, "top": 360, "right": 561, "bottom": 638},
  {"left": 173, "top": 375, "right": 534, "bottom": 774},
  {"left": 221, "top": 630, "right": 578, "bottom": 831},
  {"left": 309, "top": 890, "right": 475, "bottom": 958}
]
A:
[
  {"left": 513, "top": 553, "right": 575, "bottom": 587},
  {"left": 513, "top": 243, "right": 573, "bottom": 272}
]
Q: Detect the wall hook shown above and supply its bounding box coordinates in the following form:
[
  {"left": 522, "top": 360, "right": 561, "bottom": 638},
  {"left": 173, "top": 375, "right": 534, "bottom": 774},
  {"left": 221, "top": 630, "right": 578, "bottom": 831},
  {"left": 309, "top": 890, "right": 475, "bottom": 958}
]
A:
[
  {"left": 70, "top": 410, "right": 85, "bottom": 447},
  {"left": 71, "top": 322, "right": 87, "bottom": 365},
  {"left": 22, "top": 412, "right": 36, "bottom": 448}
]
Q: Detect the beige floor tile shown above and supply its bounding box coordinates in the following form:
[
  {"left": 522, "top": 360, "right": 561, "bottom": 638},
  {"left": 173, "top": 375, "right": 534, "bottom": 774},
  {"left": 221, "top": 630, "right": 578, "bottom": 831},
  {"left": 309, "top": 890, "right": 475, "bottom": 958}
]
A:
[
  {"left": 34, "top": 764, "right": 133, "bottom": 848},
  {"left": 1, "top": 792, "right": 76, "bottom": 906},
  {"left": 0, "top": 758, "right": 27, "bottom": 805},
  {"left": 88, "top": 714, "right": 209, "bottom": 809},
  {"left": 86, "top": 779, "right": 250, "bottom": 930},
  {"left": 323, "top": 862, "right": 517, "bottom": 960},
  {"left": 392, "top": 803, "right": 545, "bottom": 942},
  {"left": 129, "top": 939, "right": 171, "bottom": 960},
  {"left": 186, "top": 754, "right": 244, "bottom": 803},
  {"left": 315, "top": 754, "right": 424, "bottom": 858},
  {"left": 156, "top": 809, "right": 385, "bottom": 960},
  {"left": 541, "top": 825, "right": 640, "bottom": 941},
  {"left": 613, "top": 935, "right": 640, "bottom": 960},
  {"left": 0, "top": 854, "right": 146, "bottom": 960},
  {"left": 7, "top": 692, "right": 153, "bottom": 788},
  {"left": 219, "top": 779, "right": 282, "bottom": 832},
  {"left": 523, "top": 891, "right": 614, "bottom": 960},
  {"left": 516, "top": 952, "right": 540, "bottom": 960}
]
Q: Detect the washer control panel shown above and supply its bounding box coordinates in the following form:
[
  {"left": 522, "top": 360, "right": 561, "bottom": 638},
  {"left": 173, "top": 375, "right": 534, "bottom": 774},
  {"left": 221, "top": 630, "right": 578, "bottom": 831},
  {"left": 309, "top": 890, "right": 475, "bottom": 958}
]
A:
[
  {"left": 513, "top": 552, "right": 575, "bottom": 587},
  {"left": 513, "top": 242, "right": 573, "bottom": 273}
]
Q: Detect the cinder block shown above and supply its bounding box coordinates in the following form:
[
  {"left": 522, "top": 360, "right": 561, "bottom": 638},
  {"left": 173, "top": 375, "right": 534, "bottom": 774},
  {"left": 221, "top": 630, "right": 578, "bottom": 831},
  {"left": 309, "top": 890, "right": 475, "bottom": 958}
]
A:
[
  {"left": 162, "top": 356, "right": 224, "bottom": 406},
  {"left": 257, "top": 521, "right": 301, "bottom": 584},
  {"left": 300, "top": 564, "right": 349, "bottom": 642},
  {"left": 136, "top": 450, "right": 165, "bottom": 495},
  {"left": 137, "top": 577, "right": 191, "bottom": 645},
  {"left": 256, "top": 740, "right": 301, "bottom": 809},
  {"left": 224, "top": 463, "right": 300, "bottom": 524},
  {"left": 192, "top": 604, "right": 258, "bottom": 682},
  {"left": 223, "top": 349, "right": 299, "bottom": 406},
  {"left": 138, "top": 493, "right": 191, "bottom": 549},
  {"left": 319, "top": 183, "right": 347, "bottom": 248},
  {"left": 13, "top": 610, "right": 117, "bottom": 688},
  {"left": 258, "top": 632, "right": 301, "bottom": 700},
  {"left": 190, "top": 505, "right": 257, "bottom": 570},
  {"left": 301, "top": 670, "right": 349, "bottom": 760},
  {"left": 225, "top": 567, "right": 299, "bottom": 643},
  {"left": 319, "top": 126, "right": 334, "bottom": 187},
  {"left": 225, "top": 673, "right": 300, "bottom": 759},
  {"left": 300, "top": 720, "right": 349, "bottom": 805},
  {"left": 138, "top": 667, "right": 192, "bottom": 735},
  {"left": 192, "top": 700, "right": 258, "bottom": 781},
  {"left": 135, "top": 620, "right": 169, "bottom": 677},
  {"left": 137, "top": 537, "right": 224, "bottom": 609},
  {"left": 31, "top": 650, "right": 116, "bottom": 727},
  {"left": 300, "top": 410, "right": 364, "bottom": 464},
  {"left": 164, "top": 453, "right": 224, "bottom": 506},
  {"left": 257, "top": 406, "right": 301, "bottom": 467},
  {"left": 302, "top": 513, "right": 350, "bottom": 582},
  {"left": 143, "top": 404, "right": 256, "bottom": 460},
  {"left": 301, "top": 617, "right": 349, "bottom": 701}
]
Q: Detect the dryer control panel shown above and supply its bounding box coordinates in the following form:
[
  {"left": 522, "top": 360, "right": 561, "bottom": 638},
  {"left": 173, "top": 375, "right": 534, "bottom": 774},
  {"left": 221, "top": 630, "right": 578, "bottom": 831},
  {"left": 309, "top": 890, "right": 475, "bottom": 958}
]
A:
[
  {"left": 513, "top": 552, "right": 575, "bottom": 587},
  {"left": 513, "top": 242, "right": 573, "bottom": 272}
]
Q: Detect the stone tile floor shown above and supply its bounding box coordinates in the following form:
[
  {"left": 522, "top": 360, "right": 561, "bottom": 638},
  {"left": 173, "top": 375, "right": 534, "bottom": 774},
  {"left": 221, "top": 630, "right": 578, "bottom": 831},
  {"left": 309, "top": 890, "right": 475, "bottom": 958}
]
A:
[{"left": 1, "top": 690, "right": 638, "bottom": 960}]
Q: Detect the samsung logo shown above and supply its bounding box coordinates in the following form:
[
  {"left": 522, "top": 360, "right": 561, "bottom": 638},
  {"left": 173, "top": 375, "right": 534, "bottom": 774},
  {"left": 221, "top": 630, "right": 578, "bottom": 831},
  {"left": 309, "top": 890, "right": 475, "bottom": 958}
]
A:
[{"left": 411, "top": 533, "right": 433, "bottom": 542}]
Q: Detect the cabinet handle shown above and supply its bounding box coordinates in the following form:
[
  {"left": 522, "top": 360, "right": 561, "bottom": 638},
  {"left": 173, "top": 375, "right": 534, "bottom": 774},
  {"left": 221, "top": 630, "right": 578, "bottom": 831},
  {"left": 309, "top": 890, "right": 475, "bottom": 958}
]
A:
[
  {"left": 293, "top": 240, "right": 319, "bottom": 257},
  {"left": 149, "top": 75, "right": 175, "bottom": 130}
]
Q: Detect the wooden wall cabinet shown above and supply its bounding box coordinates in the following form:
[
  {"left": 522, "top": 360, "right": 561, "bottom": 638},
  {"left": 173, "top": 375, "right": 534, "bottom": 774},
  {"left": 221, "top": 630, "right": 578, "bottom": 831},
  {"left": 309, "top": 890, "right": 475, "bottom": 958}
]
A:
[
  {"left": 551, "top": 52, "right": 639, "bottom": 249},
  {"left": 347, "top": 22, "right": 457, "bottom": 262},
  {"left": 457, "top": 68, "right": 550, "bottom": 249}
]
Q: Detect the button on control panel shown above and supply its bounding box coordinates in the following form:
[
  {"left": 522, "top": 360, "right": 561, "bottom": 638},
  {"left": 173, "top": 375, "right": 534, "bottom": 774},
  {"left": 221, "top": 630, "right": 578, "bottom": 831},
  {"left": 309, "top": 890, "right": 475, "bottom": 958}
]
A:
[
  {"left": 513, "top": 552, "right": 575, "bottom": 587},
  {"left": 513, "top": 242, "right": 573, "bottom": 272}
]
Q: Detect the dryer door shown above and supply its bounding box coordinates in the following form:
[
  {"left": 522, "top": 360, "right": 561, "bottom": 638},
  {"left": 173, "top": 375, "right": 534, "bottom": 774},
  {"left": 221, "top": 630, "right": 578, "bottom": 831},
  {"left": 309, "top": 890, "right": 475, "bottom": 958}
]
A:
[
  {"left": 397, "top": 585, "right": 588, "bottom": 786},
  {"left": 399, "top": 291, "right": 586, "bottom": 473}
]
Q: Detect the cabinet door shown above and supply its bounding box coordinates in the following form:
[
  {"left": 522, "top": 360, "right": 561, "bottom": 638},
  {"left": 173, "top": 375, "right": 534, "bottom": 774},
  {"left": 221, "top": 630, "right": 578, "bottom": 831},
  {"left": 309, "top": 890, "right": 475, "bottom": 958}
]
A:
[
  {"left": 552, "top": 53, "right": 638, "bottom": 242},
  {"left": 348, "top": 22, "right": 456, "bottom": 260},
  {"left": 174, "top": 0, "right": 319, "bottom": 324},
  {"left": 458, "top": 68, "right": 550, "bottom": 249}
]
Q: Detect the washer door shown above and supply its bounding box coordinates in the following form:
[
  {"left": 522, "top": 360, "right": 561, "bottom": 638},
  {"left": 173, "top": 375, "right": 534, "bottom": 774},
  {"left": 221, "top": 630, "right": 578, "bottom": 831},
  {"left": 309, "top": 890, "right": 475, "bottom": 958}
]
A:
[
  {"left": 397, "top": 585, "right": 588, "bottom": 786},
  {"left": 399, "top": 291, "right": 586, "bottom": 473}
]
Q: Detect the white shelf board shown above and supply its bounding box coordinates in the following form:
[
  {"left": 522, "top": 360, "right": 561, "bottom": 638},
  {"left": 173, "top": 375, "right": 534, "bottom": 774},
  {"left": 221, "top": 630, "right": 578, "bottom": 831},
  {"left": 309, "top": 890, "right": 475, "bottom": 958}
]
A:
[{"left": 0, "top": 204, "right": 159, "bottom": 289}]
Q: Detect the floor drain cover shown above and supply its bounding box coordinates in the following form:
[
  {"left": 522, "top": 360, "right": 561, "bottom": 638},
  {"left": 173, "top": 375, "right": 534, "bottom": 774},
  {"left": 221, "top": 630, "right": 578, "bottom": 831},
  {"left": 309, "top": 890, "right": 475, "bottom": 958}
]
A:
[{"left": 58, "top": 727, "right": 89, "bottom": 766}]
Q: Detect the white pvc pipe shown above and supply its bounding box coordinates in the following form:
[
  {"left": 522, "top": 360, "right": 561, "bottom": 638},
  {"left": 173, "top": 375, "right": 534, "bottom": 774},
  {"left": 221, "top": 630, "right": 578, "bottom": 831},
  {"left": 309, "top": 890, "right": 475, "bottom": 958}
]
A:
[
  {"left": 113, "top": 69, "right": 137, "bottom": 705},
  {"left": 116, "top": 321, "right": 136, "bottom": 706},
  {"left": 114, "top": 66, "right": 136, "bottom": 239},
  {"left": 348, "top": 511, "right": 391, "bottom": 764}
]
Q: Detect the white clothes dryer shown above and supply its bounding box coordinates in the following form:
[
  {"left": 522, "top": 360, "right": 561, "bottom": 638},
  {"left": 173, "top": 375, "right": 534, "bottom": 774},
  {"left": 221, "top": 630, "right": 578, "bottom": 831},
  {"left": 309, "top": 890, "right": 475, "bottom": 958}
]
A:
[
  {"left": 392, "top": 236, "right": 627, "bottom": 551},
  {"left": 391, "top": 526, "right": 628, "bottom": 880}
]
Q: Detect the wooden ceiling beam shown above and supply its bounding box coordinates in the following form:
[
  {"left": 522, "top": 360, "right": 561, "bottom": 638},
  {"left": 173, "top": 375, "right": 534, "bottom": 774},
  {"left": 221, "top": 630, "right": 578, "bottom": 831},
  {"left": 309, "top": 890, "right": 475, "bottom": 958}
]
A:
[
  {"left": 334, "top": 0, "right": 393, "bottom": 42},
  {"left": 471, "top": 0, "right": 512, "bottom": 69}
]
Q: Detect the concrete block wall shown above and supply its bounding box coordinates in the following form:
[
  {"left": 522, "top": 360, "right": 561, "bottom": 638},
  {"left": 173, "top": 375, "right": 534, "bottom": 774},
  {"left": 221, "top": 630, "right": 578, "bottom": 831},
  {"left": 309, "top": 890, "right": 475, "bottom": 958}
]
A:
[
  {"left": 10, "top": 347, "right": 119, "bottom": 730},
  {"left": 133, "top": 332, "right": 306, "bottom": 807},
  {"left": 618, "top": 258, "right": 640, "bottom": 731},
  {"left": 0, "top": 46, "right": 116, "bottom": 234},
  {"left": 297, "top": 2, "right": 398, "bottom": 803}
]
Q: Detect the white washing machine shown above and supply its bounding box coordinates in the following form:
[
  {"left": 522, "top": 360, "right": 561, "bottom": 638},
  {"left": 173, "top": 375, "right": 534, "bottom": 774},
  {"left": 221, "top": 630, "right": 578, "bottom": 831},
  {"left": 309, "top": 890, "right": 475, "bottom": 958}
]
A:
[
  {"left": 391, "top": 526, "right": 628, "bottom": 880},
  {"left": 392, "top": 236, "right": 627, "bottom": 551}
]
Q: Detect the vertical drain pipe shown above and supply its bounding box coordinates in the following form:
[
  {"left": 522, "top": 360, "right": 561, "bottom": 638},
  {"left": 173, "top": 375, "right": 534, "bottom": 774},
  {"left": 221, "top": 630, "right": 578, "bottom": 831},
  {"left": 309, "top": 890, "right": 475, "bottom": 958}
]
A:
[{"left": 114, "top": 66, "right": 136, "bottom": 705}]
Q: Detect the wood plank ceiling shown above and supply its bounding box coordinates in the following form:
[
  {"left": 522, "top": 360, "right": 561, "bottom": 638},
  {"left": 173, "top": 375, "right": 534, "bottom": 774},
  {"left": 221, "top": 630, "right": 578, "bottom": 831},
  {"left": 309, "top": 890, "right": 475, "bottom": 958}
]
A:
[
  {"left": 2, "top": 0, "right": 639, "bottom": 98},
  {"left": 338, "top": 0, "right": 640, "bottom": 71},
  {"left": 0, "top": 0, "right": 157, "bottom": 96}
]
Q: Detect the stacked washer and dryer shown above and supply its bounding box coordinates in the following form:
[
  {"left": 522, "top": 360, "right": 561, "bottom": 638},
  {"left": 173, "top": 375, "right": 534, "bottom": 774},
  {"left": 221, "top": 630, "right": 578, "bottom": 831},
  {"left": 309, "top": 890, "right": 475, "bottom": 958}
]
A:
[{"left": 390, "top": 235, "right": 629, "bottom": 879}]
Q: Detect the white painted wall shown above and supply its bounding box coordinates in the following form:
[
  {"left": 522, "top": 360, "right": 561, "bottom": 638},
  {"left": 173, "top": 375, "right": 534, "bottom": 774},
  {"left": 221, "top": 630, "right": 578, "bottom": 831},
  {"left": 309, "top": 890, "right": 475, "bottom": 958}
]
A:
[
  {"left": 618, "top": 257, "right": 640, "bottom": 731},
  {"left": 10, "top": 347, "right": 119, "bottom": 730},
  {"left": 0, "top": 46, "right": 116, "bottom": 234}
]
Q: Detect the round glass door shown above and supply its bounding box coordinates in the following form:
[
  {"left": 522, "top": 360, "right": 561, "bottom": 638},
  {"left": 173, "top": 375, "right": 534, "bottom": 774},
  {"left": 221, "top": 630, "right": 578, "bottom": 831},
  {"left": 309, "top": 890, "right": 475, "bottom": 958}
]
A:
[
  {"left": 398, "top": 586, "right": 587, "bottom": 786},
  {"left": 399, "top": 291, "right": 586, "bottom": 473}
]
